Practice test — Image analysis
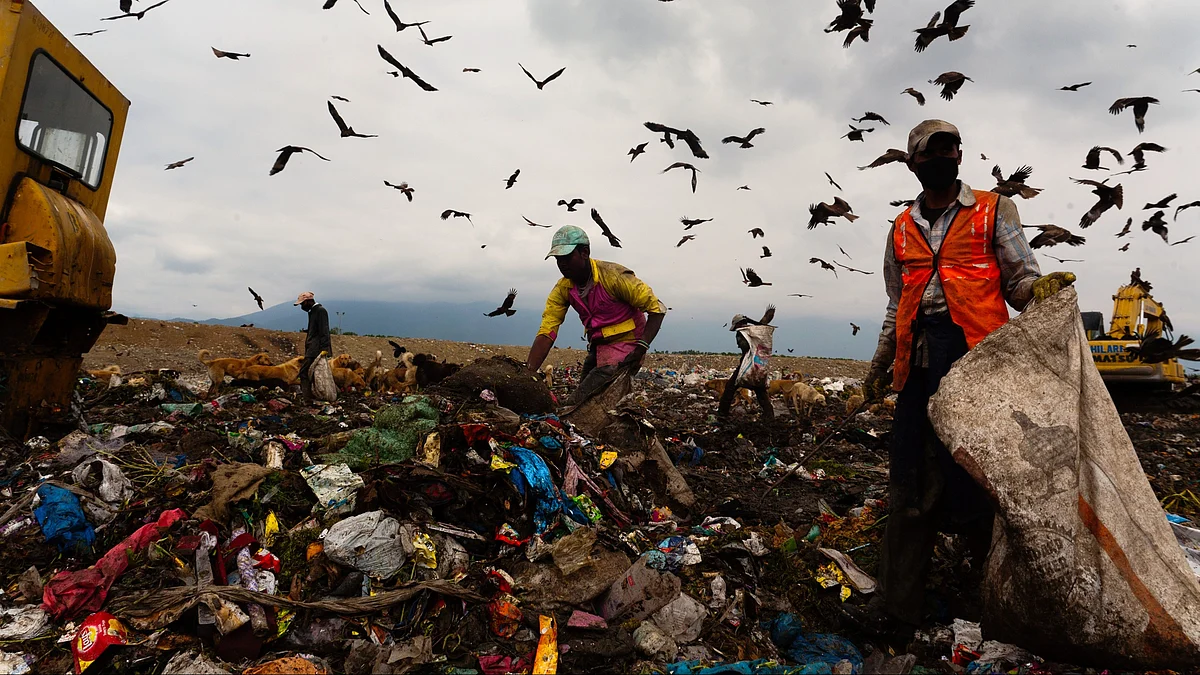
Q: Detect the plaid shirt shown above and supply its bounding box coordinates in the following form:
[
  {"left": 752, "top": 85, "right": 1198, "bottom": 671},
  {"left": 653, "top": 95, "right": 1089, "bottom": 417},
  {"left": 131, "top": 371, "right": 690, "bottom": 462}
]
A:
[{"left": 872, "top": 182, "right": 1042, "bottom": 368}]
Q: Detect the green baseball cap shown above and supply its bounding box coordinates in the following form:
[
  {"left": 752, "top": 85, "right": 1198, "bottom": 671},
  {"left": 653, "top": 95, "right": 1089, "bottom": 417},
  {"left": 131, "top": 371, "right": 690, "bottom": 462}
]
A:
[{"left": 545, "top": 225, "right": 590, "bottom": 259}]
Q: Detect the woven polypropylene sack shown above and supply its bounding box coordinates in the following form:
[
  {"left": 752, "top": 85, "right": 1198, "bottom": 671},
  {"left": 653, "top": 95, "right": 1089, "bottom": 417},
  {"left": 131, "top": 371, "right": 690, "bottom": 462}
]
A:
[
  {"left": 734, "top": 325, "right": 774, "bottom": 388},
  {"left": 928, "top": 287, "right": 1200, "bottom": 669},
  {"left": 311, "top": 354, "right": 338, "bottom": 403}
]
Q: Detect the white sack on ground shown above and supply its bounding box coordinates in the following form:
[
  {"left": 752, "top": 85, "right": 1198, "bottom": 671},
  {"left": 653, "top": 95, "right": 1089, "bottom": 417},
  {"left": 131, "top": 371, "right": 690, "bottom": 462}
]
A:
[{"left": 928, "top": 287, "right": 1200, "bottom": 669}]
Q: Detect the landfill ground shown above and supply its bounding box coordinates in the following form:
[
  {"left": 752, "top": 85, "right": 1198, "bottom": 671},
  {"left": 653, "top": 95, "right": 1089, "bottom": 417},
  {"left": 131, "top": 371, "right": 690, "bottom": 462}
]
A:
[{"left": 1, "top": 319, "right": 1198, "bottom": 674}]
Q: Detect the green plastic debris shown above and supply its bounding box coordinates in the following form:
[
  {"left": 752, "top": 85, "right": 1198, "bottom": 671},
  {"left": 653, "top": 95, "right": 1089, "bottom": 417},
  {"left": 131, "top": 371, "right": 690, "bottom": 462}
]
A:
[{"left": 320, "top": 396, "right": 439, "bottom": 470}]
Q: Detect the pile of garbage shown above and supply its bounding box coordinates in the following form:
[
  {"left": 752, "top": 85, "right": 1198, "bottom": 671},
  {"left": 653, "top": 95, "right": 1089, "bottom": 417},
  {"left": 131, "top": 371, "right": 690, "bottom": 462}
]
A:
[{"left": 1, "top": 352, "right": 1186, "bottom": 674}]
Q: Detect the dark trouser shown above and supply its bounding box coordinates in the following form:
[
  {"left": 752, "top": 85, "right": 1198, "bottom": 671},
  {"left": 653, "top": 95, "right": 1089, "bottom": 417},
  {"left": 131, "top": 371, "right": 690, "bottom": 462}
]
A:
[
  {"left": 298, "top": 357, "right": 315, "bottom": 400},
  {"left": 878, "top": 313, "right": 993, "bottom": 626},
  {"left": 716, "top": 369, "right": 773, "bottom": 420},
  {"left": 566, "top": 344, "right": 624, "bottom": 407}
]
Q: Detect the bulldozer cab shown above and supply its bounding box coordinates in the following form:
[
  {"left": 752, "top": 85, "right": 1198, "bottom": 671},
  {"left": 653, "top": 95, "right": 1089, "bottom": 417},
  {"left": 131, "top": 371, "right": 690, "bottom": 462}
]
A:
[
  {"left": 1088, "top": 281, "right": 1187, "bottom": 388},
  {"left": 0, "top": 0, "right": 129, "bottom": 438}
]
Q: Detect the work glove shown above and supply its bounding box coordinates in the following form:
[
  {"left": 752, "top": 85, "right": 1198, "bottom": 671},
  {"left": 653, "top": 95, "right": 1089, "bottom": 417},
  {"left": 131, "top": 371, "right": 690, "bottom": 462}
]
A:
[
  {"left": 1032, "top": 272, "right": 1077, "bottom": 303},
  {"left": 863, "top": 366, "right": 893, "bottom": 402}
]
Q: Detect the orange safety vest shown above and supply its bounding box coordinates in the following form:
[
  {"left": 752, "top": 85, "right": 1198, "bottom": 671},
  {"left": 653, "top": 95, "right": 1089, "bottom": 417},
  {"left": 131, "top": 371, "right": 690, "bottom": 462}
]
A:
[{"left": 892, "top": 190, "right": 1010, "bottom": 391}]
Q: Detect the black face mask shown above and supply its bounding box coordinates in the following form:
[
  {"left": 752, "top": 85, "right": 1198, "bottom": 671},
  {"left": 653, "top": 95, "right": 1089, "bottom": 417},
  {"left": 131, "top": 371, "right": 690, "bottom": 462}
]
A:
[{"left": 915, "top": 156, "right": 959, "bottom": 191}]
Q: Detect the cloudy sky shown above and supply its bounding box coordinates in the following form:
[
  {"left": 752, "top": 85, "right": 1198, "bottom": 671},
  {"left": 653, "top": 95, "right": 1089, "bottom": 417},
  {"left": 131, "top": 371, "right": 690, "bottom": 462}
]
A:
[{"left": 41, "top": 0, "right": 1200, "bottom": 358}]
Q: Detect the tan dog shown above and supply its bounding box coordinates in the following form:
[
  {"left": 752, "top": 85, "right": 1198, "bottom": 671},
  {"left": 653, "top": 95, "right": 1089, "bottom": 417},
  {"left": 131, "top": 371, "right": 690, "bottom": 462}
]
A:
[
  {"left": 330, "top": 353, "right": 360, "bottom": 370},
  {"left": 703, "top": 378, "right": 754, "bottom": 407},
  {"left": 332, "top": 366, "right": 367, "bottom": 390},
  {"left": 240, "top": 356, "right": 304, "bottom": 386},
  {"left": 540, "top": 364, "right": 555, "bottom": 389},
  {"left": 198, "top": 350, "right": 272, "bottom": 393},
  {"left": 767, "top": 379, "right": 800, "bottom": 397},
  {"left": 363, "top": 351, "right": 387, "bottom": 390},
  {"left": 786, "top": 382, "right": 826, "bottom": 417},
  {"left": 844, "top": 394, "right": 865, "bottom": 415},
  {"left": 86, "top": 365, "right": 121, "bottom": 379},
  {"left": 382, "top": 352, "right": 417, "bottom": 393}
]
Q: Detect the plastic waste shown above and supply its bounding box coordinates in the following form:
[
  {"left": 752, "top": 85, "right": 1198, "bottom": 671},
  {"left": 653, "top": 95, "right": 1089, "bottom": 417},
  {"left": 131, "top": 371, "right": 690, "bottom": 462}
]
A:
[
  {"left": 411, "top": 531, "right": 438, "bottom": 569},
  {"left": 655, "top": 536, "right": 703, "bottom": 570},
  {"left": 33, "top": 484, "right": 94, "bottom": 554},
  {"left": 322, "top": 511, "right": 406, "bottom": 579},
  {"left": 634, "top": 621, "right": 678, "bottom": 662},
  {"left": 768, "top": 614, "right": 863, "bottom": 673},
  {"left": 72, "top": 612, "right": 127, "bottom": 674},
  {"left": 301, "top": 464, "right": 364, "bottom": 516},
  {"left": 651, "top": 593, "right": 706, "bottom": 644},
  {"left": 0, "top": 606, "right": 49, "bottom": 641},
  {"left": 710, "top": 575, "right": 727, "bottom": 608},
  {"left": 533, "top": 615, "right": 558, "bottom": 675},
  {"left": 487, "top": 594, "right": 522, "bottom": 638},
  {"left": 324, "top": 398, "right": 439, "bottom": 469},
  {"left": 71, "top": 458, "right": 133, "bottom": 504},
  {"left": 551, "top": 527, "right": 596, "bottom": 575},
  {"left": 601, "top": 554, "right": 682, "bottom": 621},
  {"left": 509, "top": 445, "right": 587, "bottom": 533},
  {"left": 162, "top": 651, "right": 230, "bottom": 674},
  {"left": 567, "top": 610, "right": 607, "bottom": 630},
  {"left": 818, "top": 548, "right": 876, "bottom": 594}
]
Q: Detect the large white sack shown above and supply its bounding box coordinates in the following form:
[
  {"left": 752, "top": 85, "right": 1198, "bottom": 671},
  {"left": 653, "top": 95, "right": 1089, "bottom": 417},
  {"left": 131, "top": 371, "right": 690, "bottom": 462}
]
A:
[{"left": 928, "top": 287, "right": 1200, "bottom": 669}]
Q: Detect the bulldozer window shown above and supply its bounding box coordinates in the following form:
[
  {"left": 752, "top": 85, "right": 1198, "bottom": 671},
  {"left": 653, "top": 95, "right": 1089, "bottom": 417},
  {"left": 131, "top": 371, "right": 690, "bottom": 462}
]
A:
[{"left": 16, "top": 52, "right": 112, "bottom": 190}]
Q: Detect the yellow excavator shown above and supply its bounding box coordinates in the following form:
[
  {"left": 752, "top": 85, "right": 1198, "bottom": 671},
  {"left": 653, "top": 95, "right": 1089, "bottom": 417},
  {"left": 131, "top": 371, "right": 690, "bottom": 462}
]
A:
[
  {"left": 0, "top": 0, "right": 129, "bottom": 439},
  {"left": 1083, "top": 272, "right": 1188, "bottom": 389}
]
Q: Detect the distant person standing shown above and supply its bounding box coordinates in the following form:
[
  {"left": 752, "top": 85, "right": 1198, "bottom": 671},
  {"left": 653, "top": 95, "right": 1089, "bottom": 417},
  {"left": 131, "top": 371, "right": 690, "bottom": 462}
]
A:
[
  {"left": 718, "top": 307, "right": 775, "bottom": 421},
  {"left": 295, "top": 291, "right": 331, "bottom": 403},
  {"left": 525, "top": 226, "right": 667, "bottom": 406}
]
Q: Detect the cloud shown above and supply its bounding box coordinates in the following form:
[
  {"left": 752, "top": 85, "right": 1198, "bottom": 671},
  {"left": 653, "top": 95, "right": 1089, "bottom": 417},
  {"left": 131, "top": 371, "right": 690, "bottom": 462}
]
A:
[{"left": 36, "top": 0, "right": 1200, "bottom": 360}]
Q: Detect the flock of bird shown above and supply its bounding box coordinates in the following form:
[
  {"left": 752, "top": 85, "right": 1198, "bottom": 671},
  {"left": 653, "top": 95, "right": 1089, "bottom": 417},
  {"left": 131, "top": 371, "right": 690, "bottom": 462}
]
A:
[{"left": 73, "top": 0, "right": 1200, "bottom": 343}]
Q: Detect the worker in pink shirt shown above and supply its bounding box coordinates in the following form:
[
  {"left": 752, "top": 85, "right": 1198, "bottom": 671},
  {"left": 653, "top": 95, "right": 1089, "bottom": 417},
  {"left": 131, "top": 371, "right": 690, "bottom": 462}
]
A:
[{"left": 525, "top": 226, "right": 667, "bottom": 405}]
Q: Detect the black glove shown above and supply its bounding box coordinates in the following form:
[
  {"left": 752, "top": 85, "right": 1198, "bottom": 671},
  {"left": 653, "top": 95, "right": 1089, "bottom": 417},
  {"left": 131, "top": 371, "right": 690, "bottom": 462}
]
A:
[{"left": 620, "top": 344, "right": 648, "bottom": 372}]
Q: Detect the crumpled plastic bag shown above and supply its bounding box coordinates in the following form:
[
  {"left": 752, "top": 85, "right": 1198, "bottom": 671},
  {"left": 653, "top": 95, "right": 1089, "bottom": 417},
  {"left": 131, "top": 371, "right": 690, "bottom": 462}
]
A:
[
  {"left": 551, "top": 528, "right": 596, "bottom": 575},
  {"left": 71, "top": 458, "right": 133, "bottom": 504},
  {"left": 302, "top": 464, "right": 364, "bottom": 516},
  {"left": 33, "top": 484, "right": 94, "bottom": 554},
  {"left": 768, "top": 613, "right": 863, "bottom": 673},
  {"left": 322, "top": 511, "right": 406, "bottom": 579}
]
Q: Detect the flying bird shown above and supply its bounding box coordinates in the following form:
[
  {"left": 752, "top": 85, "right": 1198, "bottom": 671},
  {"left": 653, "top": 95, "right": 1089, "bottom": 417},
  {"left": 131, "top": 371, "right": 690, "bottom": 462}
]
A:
[
  {"left": 1044, "top": 254, "right": 1083, "bottom": 264},
  {"left": 931, "top": 71, "right": 973, "bottom": 100},
  {"left": 1024, "top": 224, "right": 1086, "bottom": 249},
  {"left": 522, "top": 216, "right": 551, "bottom": 228},
  {"left": 834, "top": 261, "right": 874, "bottom": 275},
  {"left": 853, "top": 112, "right": 889, "bottom": 126},
  {"left": 384, "top": 180, "right": 415, "bottom": 201},
  {"left": 1142, "top": 211, "right": 1169, "bottom": 243},
  {"left": 590, "top": 209, "right": 622, "bottom": 248},
  {"left": 991, "top": 165, "right": 1042, "bottom": 199},
  {"left": 383, "top": 0, "right": 427, "bottom": 31},
  {"left": 1108, "top": 97, "right": 1159, "bottom": 133},
  {"left": 788, "top": 294, "right": 813, "bottom": 298},
  {"left": 248, "top": 287, "right": 264, "bottom": 311},
  {"left": 662, "top": 162, "right": 700, "bottom": 193},
  {"left": 890, "top": 199, "right": 916, "bottom": 208},
  {"left": 736, "top": 185, "right": 752, "bottom": 191},
  {"left": 322, "top": 0, "right": 369, "bottom": 13},
  {"left": 740, "top": 267, "right": 771, "bottom": 287},
  {"left": 558, "top": 198, "right": 584, "bottom": 211},
  {"left": 270, "top": 146, "right": 330, "bottom": 176},
  {"left": 1059, "top": 82, "right": 1092, "bottom": 91},
  {"left": 748, "top": 228, "right": 765, "bottom": 239},
  {"left": 851, "top": 323, "right": 861, "bottom": 336},
  {"left": 485, "top": 289, "right": 518, "bottom": 317},
  {"left": 377, "top": 45, "right": 438, "bottom": 91},
  {"left": 838, "top": 245, "right": 852, "bottom": 259},
  {"left": 1118, "top": 243, "right": 1131, "bottom": 252},
  {"left": 1116, "top": 218, "right": 1133, "bottom": 237},
  {"left": 721, "top": 128, "right": 766, "bottom": 148},
  {"left": 1126, "top": 332, "right": 1200, "bottom": 364},
  {"left": 1128, "top": 142, "right": 1167, "bottom": 170},
  {"left": 1144, "top": 193, "right": 1177, "bottom": 210},
  {"left": 1082, "top": 146, "right": 1123, "bottom": 171},
  {"left": 440, "top": 209, "right": 473, "bottom": 225},
  {"left": 810, "top": 258, "right": 838, "bottom": 278},
  {"left": 387, "top": 341, "right": 406, "bottom": 358},
  {"left": 327, "top": 101, "right": 377, "bottom": 138},
  {"left": 680, "top": 217, "right": 712, "bottom": 230},
  {"left": 416, "top": 24, "right": 452, "bottom": 46},
  {"left": 750, "top": 99, "right": 773, "bottom": 106},
  {"left": 164, "top": 157, "right": 193, "bottom": 170},
  {"left": 842, "top": 125, "right": 874, "bottom": 142},
  {"left": 1174, "top": 202, "right": 1200, "bottom": 221},
  {"left": 809, "top": 197, "right": 859, "bottom": 229},
  {"left": 628, "top": 142, "right": 648, "bottom": 162},
  {"left": 902, "top": 88, "right": 926, "bottom": 105},
  {"left": 1172, "top": 236, "right": 1195, "bottom": 246},
  {"left": 74, "top": 30, "right": 108, "bottom": 37},
  {"left": 1072, "top": 178, "right": 1124, "bottom": 228},
  {"left": 825, "top": 172, "right": 843, "bottom": 191},
  {"left": 761, "top": 246, "right": 772, "bottom": 258},
  {"left": 913, "top": 0, "right": 974, "bottom": 53},
  {"left": 101, "top": 0, "right": 172, "bottom": 21},
  {"left": 331, "top": 95, "right": 350, "bottom": 102},
  {"left": 211, "top": 47, "right": 250, "bottom": 60},
  {"left": 860, "top": 148, "right": 908, "bottom": 170},
  {"left": 519, "top": 63, "right": 566, "bottom": 90},
  {"left": 504, "top": 169, "right": 520, "bottom": 189},
  {"left": 463, "top": 68, "right": 481, "bottom": 73},
  {"left": 825, "top": 0, "right": 866, "bottom": 33},
  {"left": 644, "top": 122, "right": 709, "bottom": 159},
  {"left": 676, "top": 235, "right": 696, "bottom": 248},
  {"left": 843, "top": 20, "right": 873, "bottom": 48}
]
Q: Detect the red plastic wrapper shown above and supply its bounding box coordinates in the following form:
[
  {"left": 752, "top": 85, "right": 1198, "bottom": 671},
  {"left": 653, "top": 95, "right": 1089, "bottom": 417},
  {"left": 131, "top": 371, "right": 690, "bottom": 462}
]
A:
[
  {"left": 488, "top": 593, "right": 523, "bottom": 638},
  {"left": 73, "top": 612, "right": 127, "bottom": 673},
  {"left": 43, "top": 509, "right": 186, "bottom": 621},
  {"left": 478, "top": 654, "right": 531, "bottom": 675}
]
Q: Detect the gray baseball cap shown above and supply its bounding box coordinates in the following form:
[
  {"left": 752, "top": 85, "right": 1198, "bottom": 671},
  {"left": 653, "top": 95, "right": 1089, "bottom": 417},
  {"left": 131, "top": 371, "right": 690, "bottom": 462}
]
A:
[{"left": 906, "top": 119, "right": 961, "bottom": 158}]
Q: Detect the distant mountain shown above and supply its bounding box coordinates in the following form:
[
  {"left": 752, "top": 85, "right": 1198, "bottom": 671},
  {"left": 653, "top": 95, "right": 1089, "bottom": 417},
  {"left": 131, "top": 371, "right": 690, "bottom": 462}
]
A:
[{"left": 162, "top": 298, "right": 874, "bottom": 360}]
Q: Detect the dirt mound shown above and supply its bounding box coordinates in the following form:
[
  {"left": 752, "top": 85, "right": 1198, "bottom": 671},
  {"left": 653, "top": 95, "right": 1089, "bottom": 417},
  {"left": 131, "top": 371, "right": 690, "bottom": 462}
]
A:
[{"left": 431, "top": 356, "right": 555, "bottom": 414}]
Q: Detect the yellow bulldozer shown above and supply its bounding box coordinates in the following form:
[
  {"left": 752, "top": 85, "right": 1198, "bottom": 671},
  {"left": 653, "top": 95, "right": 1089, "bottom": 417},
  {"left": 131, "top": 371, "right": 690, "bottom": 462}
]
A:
[
  {"left": 1083, "top": 274, "right": 1188, "bottom": 389},
  {"left": 0, "top": 0, "right": 129, "bottom": 439}
]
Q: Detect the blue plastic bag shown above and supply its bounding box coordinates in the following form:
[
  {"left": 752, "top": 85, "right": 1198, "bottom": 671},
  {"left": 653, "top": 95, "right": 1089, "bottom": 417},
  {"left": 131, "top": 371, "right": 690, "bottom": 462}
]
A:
[
  {"left": 767, "top": 614, "right": 863, "bottom": 673},
  {"left": 668, "top": 659, "right": 828, "bottom": 674},
  {"left": 34, "top": 484, "right": 95, "bottom": 554}
]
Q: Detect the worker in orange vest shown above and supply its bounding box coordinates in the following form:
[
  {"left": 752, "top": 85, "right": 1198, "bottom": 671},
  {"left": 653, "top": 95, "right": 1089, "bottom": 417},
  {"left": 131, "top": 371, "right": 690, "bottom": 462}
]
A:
[{"left": 851, "top": 120, "right": 1075, "bottom": 633}]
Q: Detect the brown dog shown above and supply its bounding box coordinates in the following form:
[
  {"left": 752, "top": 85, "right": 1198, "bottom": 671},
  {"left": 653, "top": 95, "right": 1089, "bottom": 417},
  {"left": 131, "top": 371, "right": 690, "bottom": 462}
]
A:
[
  {"left": 703, "top": 378, "right": 754, "bottom": 407},
  {"left": 330, "top": 353, "right": 360, "bottom": 370},
  {"left": 332, "top": 366, "right": 367, "bottom": 390},
  {"left": 785, "top": 382, "right": 826, "bottom": 418},
  {"left": 85, "top": 365, "right": 121, "bottom": 379},
  {"left": 382, "top": 352, "right": 417, "bottom": 393},
  {"left": 198, "top": 350, "right": 272, "bottom": 393},
  {"left": 240, "top": 356, "right": 304, "bottom": 386}
]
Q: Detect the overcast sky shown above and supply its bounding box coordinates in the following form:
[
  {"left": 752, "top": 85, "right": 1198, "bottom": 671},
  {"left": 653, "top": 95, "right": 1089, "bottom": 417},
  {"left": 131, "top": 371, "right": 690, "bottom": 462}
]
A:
[{"left": 42, "top": 0, "right": 1200, "bottom": 357}]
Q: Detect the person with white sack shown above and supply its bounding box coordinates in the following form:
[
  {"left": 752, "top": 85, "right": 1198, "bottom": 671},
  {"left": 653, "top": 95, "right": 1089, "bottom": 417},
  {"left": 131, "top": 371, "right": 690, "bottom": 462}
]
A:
[{"left": 717, "top": 305, "right": 776, "bottom": 421}]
